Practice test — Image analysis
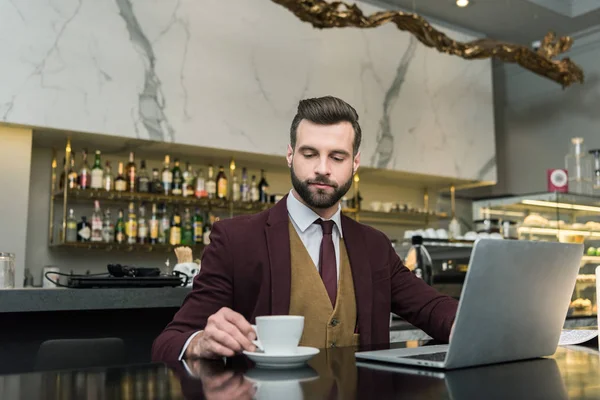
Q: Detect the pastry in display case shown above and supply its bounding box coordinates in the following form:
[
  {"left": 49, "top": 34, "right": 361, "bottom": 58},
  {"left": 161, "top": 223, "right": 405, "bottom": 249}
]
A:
[{"left": 472, "top": 192, "right": 600, "bottom": 318}]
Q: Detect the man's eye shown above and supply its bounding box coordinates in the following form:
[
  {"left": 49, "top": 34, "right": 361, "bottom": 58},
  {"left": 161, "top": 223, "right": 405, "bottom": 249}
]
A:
[
  {"left": 303, "top": 153, "right": 315, "bottom": 158},
  {"left": 332, "top": 156, "right": 344, "bottom": 162}
]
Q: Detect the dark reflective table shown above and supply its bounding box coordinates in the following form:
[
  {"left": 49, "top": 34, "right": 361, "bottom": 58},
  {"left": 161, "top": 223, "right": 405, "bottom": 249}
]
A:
[{"left": 1, "top": 341, "right": 599, "bottom": 399}]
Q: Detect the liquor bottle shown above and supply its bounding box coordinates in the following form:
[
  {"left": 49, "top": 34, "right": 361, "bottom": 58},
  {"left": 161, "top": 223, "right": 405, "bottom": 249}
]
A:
[
  {"left": 77, "top": 216, "right": 91, "bottom": 242},
  {"left": 203, "top": 214, "right": 213, "bottom": 245},
  {"left": 91, "top": 200, "right": 103, "bottom": 242},
  {"left": 90, "top": 150, "right": 104, "bottom": 189},
  {"left": 115, "top": 209, "right": 126, "bottom": 244},
  {"left": 240, "top": 168, "right": 249, "bottom": 202},
  {"left": 181, "top": 208, "right": 194, "bottom": 245},
  {"left": 66, "top": 209, "right": 77, "bottom": 242},
  {"left": 102, "top": 208, "right": 114, "bottom": 243},
  {"left": 162, "top": 155, "right": 173, "bottom": 195},
  {"left": 137, "top": 204, "right": 148, "bottom": 244},
  {"left": 159, "top": 204, "right": 170, "bottom": 244},
  {"left": 195, "top": 169, "right": 207, "bottom": 198},
  {"left": 103, "top": 161, "right": 114, "bottom": 191},
  {"left": 137, "top": 160, "right": 150, "bottom": 193},
  {"left": 206, "top": 165, "right": 216, "bottom": 199},
  {"left": 169, "top": 207, "right": 182, "bottom": 245},
  {"left": 79, "top": 149, "right": 91, "bottom": 190},
  {"left": 151, "top": 168, "right": 164, "bottom": 194},
  {"left": 232, "top": 174, "right": 240, "bottom": 202},
  {"left": 250, "top": 175, "right": 259, "bottom": 202},
  {"left": 183, "top": 162, "right": 195, "bottom": 197},
  {"left": 216, "top": 166, "right": 228, "bottom": 199},
  {"left": 258, "top": 169, "right": 269, "bottom": 203},
  {"left": 193, "top": 208, "right": 204, "bottom": 244},
  {"left": 149, "top": 203, "right": 159, "bottom": 244},
  {"left": 171, "top": 159, "right": 183, "bottom": 196},
  {"left": 126, "top": 152, "right": 136, "bottom": 192},
  {"left": 125, "top": 202, "right": 138, "bottom": 245},
  {"left": 67, "top": 157, "right": 78, "bottom": 189},
  {"left": 115, "top": 162, "right": 127, "bottom": 192}
]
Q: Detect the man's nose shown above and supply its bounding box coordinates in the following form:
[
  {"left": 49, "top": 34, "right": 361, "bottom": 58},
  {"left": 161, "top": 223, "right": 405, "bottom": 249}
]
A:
[{"left": 315, "top": 157, "right": 331, "bottom": 176}]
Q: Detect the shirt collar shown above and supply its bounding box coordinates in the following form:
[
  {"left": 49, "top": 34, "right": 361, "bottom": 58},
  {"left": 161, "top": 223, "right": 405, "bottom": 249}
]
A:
[{"left": 287, "top": 189, "right": 343, "bottom": 237}]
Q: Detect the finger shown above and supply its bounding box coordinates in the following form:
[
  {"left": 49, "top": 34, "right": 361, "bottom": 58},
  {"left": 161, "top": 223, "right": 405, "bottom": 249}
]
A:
[
  {"left": 222, "top": 310, "right": 255, "bottom": 339},
  {"left": 216, "top": 319, "right": 256, "bottom": 352},
  {"left": 207, "top": 340, "right": 235, "bottom": 358},
  {"left": 207, "top": 329, "right": 242, "bottom": 354},
  {"left": 204, "top": 371, "right": 235, "bottom": 391}
]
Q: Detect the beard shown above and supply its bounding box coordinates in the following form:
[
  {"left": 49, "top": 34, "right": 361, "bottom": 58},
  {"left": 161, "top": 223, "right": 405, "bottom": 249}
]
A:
[{"left": 290, "top": 165, "right": 353, "bottom": 209}]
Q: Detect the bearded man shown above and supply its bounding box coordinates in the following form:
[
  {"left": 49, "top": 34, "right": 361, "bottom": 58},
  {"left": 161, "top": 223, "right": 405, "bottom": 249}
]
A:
[{"left": 152, "top": 96, "right": 458, "bottom": 362}]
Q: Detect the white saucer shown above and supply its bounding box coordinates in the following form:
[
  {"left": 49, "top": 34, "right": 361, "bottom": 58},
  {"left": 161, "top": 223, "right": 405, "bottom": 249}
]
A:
[{"left": 243, "top": 346, "right": 320, "bottom": 369}]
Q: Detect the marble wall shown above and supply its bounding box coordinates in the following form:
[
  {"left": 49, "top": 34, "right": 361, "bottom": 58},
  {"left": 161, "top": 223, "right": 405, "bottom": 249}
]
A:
[{"left": 0, "top": 0, "right": 496, "bottom": 182}]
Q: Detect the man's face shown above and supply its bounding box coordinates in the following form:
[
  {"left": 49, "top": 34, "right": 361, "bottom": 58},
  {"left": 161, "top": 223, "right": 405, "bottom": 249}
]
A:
[{"left": 287, "top": 119, "right": 360, "bottom": 209}]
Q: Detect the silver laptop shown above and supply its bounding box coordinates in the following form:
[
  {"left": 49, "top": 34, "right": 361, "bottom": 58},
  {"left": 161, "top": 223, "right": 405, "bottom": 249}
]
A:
[{"left": 355, "top": 238, "right": 583, "bottom": 369}]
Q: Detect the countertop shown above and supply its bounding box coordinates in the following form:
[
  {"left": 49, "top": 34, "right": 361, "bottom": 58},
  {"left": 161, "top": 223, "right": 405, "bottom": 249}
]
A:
[
  {"left": 1, "top": 341, "right": 598, "bottom": 399},
  {"left": 0, "top": 287, "right": 190, "bottom": 313}
]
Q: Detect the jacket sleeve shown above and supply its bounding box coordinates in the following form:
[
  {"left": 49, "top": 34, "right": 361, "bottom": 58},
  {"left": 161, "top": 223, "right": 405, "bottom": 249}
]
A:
[
  {"left": 389, "top": 245, "right": 458, "bottom": 342},
  {"left": 151, "top": 221, "right": 234, "bottom": 362}
]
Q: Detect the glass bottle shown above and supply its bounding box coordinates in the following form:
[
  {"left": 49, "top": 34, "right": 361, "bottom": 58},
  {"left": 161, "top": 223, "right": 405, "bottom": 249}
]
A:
[
  {"left": 206, "top": 165, "right": 216, "bottom": 199},
  {"left": 250, "top": 175, "right": 259, "bottom": 202},
  {"left": 67, "top": 157, "right": 78, "bottom": 189},
  {"left": 126, "top": 151, "right": 137, "bottom": 192},
  {"left": 115, "top": 209, "right": 126, "bottom": 244},
  {"left": 216, "top": 166, "right": 228, "bottom": 199},
  {"left": 103, "top": 161, "right": 114, "bottom": 191},
  {"left": 102, "top": 208, "right": 114, "bottom": 243},
  {"left": 195, "top": 169, "right": 207, "bottom": 198},
  {"left": 240, "top": 167, "right": 249, "bottom": 202},
  {"left": 258, "top": 169, "right": 269, "bottom": 203},
  {"left": 183, "top": 162, "right": 195, "bottom": 197},
  {"left": 162, "top": 155, "right": 173, "bottom": 195},
  {"left": 565, "top": 137, "right": 593, "bottom": 195},
  {"left": 232, "top": 174, "right": 240, "bottom": 202},
  {"left": 125, "top": 202, "right": 138, "bottom": 245},
  {"left": 115, "top": 162, "right": 127, "bottom": 192},
  {"left": 137, "top": 160, "right": 150, "bottom": 193},
  {"left": 78, "top": 149, "right": 91, "bottom": 190},
  {"left": 91, "top": 200, "right": 103, "bottom": 242},
  {"left": 170, "top": 207, "right": 182, "bottom": 245},
  {"left": 138, "top": 203, "right": 148, "bottom": 244},
  {"left": 181, "top": 208, "right": 194, "bottom": 245},
  {"left": 151, "top": 168, "right": 163, "bottom": 194},
  {"left": 66, "top": 209, "right": 77, "bottom": 242},
  {"left": 193, "top": 208, "right": 204, "bottom": 244},
  {"left": 77, "top": 216, "right": 91, "bottom": 242},
  {"left": 589, "top": 149, "right": 600, "bottom": 195},
  {"left": 171, "top": 159, "right": 183, "bottom": 196},
  {"left": 90, "top": 151, "right": 103, "bottom": 189},
  {"left": 149, "top": 203, "right": 159, "bottom": 244},
  {"left": 159, "top": 204, "right": 170, "bottom": 244}
]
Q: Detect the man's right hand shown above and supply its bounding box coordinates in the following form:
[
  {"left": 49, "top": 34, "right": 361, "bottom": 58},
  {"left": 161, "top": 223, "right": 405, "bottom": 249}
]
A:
[{"left": 185, "top": 307, "right": 256, "bottom": 359}]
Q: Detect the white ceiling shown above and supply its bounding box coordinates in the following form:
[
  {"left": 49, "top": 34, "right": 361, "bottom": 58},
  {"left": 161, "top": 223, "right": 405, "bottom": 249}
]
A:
[{"left": 365, "top": 0, "right": 600, "bottom": 43}]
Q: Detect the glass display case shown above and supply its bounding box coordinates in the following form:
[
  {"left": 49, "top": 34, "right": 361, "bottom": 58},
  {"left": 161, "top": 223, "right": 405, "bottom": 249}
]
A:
[{"left": 472, "top": 192, "right": 599, "bottom": 318}]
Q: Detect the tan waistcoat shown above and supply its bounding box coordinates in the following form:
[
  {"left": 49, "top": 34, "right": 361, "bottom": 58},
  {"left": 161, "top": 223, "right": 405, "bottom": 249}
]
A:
[{"left": 288, "top": 220, "right": 359, "bottom": 349}]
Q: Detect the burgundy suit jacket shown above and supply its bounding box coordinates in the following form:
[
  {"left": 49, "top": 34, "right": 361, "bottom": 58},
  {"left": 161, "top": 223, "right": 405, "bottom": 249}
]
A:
[{"left": 152, "top": 195, "right": 458, "bottom": 362}]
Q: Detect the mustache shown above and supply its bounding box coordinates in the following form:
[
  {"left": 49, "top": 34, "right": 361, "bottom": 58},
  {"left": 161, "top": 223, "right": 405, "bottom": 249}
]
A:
[{"left": 306, "top": 176, "right": 337, "bottom": 188}]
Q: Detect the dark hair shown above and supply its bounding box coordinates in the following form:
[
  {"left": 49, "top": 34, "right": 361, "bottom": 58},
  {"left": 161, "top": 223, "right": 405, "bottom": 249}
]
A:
[{"left": 290, "top": 96, "right": 362, "bottom": 156}]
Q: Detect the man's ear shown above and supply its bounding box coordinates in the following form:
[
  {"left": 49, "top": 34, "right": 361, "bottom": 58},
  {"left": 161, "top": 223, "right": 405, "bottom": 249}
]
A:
[{"left": 286, "top": 144, "right": 294, "bottom": 168}]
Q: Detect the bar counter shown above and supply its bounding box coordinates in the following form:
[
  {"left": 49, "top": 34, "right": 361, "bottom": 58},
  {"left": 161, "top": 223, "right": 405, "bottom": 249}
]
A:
[{"left": 1, "top": 341, "right": 598, "bottom": 399}]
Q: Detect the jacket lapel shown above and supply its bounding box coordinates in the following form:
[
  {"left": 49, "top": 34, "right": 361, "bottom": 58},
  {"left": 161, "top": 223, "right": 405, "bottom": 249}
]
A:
[
  {"left": 265, "top": 194, "right": 292, "bottom": 315},
  {"left": 341, "top": 214, "right": 373, "bottom": 345}
]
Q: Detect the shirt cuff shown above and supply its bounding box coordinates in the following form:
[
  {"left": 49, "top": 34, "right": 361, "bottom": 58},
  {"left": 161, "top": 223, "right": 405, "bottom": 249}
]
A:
[{"left": 179, "top": 331, "right": 203, "bottom": 361}]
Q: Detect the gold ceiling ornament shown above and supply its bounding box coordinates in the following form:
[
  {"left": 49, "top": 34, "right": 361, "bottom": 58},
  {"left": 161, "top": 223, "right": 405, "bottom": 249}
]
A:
[{"left": 270, "top": 0, "right": 584, "bottom": 88}]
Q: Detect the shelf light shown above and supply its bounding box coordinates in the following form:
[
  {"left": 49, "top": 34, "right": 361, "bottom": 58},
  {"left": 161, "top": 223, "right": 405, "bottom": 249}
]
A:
[
  {"left": 521, "top": 199, "right": 600, "bottom": 213},
  {"left": 456, "top": 0, "right": 469, "bottom": 7},
  {"left": 518, "top": 226, "right": 600, "bottom": 238}
]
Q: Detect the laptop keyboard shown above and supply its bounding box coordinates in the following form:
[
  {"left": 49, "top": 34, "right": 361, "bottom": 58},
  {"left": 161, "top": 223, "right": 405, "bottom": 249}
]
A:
[{"left": 402, "top": 352, "right": 447, "bottom": 362}]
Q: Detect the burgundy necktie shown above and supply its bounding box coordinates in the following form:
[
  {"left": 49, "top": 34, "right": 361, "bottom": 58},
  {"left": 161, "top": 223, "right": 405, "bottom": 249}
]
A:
[{"left": 315, "top": 219, "right": 337, "bottom": 306}]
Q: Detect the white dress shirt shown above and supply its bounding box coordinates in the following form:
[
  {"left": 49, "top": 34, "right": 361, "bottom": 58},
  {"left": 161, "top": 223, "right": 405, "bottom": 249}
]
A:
[
  {"left": 287, "top": 189, "right": 343, "bottom": 280},
  {"left": 179, "top": 190, "right": 343, "bottom": 361}
]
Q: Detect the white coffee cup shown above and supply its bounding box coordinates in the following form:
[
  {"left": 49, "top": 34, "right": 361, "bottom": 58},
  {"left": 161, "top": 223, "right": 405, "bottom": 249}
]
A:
[
  {"left": 43, "top": 266, "right": 60, "bottom": 288},
  {"left": 252, "top": 315, "right": 304, "bottom": 355}
]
